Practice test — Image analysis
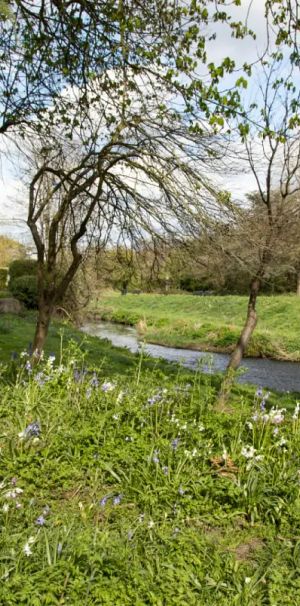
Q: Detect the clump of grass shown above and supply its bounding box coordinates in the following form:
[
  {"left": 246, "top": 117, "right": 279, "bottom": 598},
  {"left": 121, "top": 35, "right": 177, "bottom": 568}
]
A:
[{"left": 0, "top": 347, "right": 300, "bottom": 604}]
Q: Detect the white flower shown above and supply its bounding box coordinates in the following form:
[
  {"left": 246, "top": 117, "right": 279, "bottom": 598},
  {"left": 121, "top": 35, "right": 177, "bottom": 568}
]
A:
[
  {"left": 246, "top": 421, "right": 253, "bottom": 430},
  {"left": 5, "top": 488, "right": 23, "bottom": 499},
  {"left": 241, "top": 445, "right": 256, "bottom": 459},
  {"left": 23, "top": 536, "right": 35, "bottom": 557},
  {"left": 293, "top": 402, "right": 300, "bottom": 420},
  {"left": 269, "top": 408, "right": 285, "bottom": 425},
  {"left": 2, "top": 503, "right": 9, "bottom": 513},
  {"left": 23, "top": 543, "right": 32, "bottom": 557},
  {"left": 244, "top": 577, "right": 252, "bottom": 585},
  {"left": 116, "top": 391, "right": 124, "bottom": 404},
  {"left": 148, "top": 520, "right": 155, "bottom": 529},
  {"left": 198, "top": 424, "right": 205, "bottom": 432}
]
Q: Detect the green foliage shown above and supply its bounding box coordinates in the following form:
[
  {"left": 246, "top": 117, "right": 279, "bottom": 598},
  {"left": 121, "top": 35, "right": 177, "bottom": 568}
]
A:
[
  {"left": 0, "top": 266, "right": 8, "bottom": 289},
  {"left": 0, "top": 348, "right": 299, "bottom": 604},
  {"left": 9, "top": 275, "right": 38, "bottom": 309},
  {"left": 9, "top": 259, "right": 37, "bottom": 282}
]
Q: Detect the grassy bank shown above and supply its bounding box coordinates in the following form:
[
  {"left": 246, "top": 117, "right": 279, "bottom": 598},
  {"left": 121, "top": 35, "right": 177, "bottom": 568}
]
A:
[
  {"left": 0, "top": 312, "right": 179, "bottom": 376},
  {"left": 0, "top": 349, "right": 300, "bottom": 604},
  {"left": 91, "top": 292, "right": 300, "bottom": 361}
]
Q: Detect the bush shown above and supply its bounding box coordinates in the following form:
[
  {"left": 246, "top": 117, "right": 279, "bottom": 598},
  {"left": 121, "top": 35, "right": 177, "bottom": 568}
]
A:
[
  {"left": 0, "top": 267, "right": 8, "bottom": 289},
  {"left": 9, "top": 258, "right": 37, "bottom": 282},
  {"left": 9, "top": 274, "right": 38, "bottom": 309}
]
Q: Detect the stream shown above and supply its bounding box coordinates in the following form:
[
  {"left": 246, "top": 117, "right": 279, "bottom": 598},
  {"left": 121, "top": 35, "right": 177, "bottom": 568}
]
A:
[{"left": 81, "top": 320, "right": 300, "bottom": 393}]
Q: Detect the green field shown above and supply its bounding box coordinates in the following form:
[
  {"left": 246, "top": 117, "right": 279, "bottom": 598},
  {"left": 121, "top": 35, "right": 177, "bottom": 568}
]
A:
[
  {"left": 92, "top": 292, "right": 300, "bottom": 361},
  {"left": 1, "top": 343, "right": 300, "bottom": 604}
]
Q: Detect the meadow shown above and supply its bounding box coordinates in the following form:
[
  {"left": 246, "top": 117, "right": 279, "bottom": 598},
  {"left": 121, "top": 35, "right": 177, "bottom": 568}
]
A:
[
  {"left": 1, "top": 342, "right": 300, "bottom": 605},
  {"left": 1, "top": 308, "right": 300, "bottom": 604},
  {"left": 92, "top": 292, "right": 300, "bottom": 361}
]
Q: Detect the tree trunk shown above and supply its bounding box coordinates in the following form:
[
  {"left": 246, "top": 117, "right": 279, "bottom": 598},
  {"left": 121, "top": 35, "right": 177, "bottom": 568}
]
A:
[
  {"left": 297, "top": 272, "right": 300, "bottom": 296},
  {"left": 32, "top": 301, "right": 53, "bottom": 355},
  {"left": 216, "top": 277, "right": 260, "bottom": 409}
]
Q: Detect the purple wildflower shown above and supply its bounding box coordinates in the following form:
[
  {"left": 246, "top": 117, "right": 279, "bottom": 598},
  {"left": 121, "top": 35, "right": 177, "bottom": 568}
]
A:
[
  {"left": 35, "top": 372, "right": 46, "bottom": 386},
  {"left": 99, "top": 496, "right": 108, "bottom": 507},
  {"left": 35, "top": 515, "right": 46, "bottom": 526},
  {"left": 147, "top": 393, "right": 162, "bottom": 405},
  {"left": 25, "top": 360, "right": 32, "bottom": 373},
  {"left": 171, "top": 437, "right": 180, "bottom": 450},
  {"left": 101, "top": 381, "right": 115, "bottom": 392},
  {"left": 24, "top": 422, "right": 41, "bottom": 438},
  {"left": 113, "top": 494, "right": 123, "bottom": 505},
  {"left": 90, "top": 373, "right": 99, "bottom": 388},
  {"left": 256, "top": 388, "right": 263, "bottom": 398}
]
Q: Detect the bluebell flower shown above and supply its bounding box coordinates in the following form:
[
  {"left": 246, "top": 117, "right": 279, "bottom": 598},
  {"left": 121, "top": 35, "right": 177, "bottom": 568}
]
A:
[
  {"left": 90, "top": 372, "right": 99, "bottom": 388},
  {"left": 171, "top": 437, "right": 180, "bottom": 450},
  {"left": 99, "top": 496, "right": 108, "bottom": 507},
  {"left": 147, "top": 393, "right": 162, "bottom": 405},
  {"left": 35, "top": 372, "right": 46, "bottom": 386},
  {"left": 23, "top": 421, "right": 41, "bottom": 438},
  {"left": 101, "top": 381, "right": 115, "bottom": 392},
  {"left": 35, "top": 515, "right": 46, "bottom": 526},
  {"left": 113, "top": 494, "right": 123, "bottom": 505},
  {"left": 256, "top": 388, "right": 263, "bottom": 397},
  {"left": 25, "top": 360, "right": 32, "bottom": 373}
]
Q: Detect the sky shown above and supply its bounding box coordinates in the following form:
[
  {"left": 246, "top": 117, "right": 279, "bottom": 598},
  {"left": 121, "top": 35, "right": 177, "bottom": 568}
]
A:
[{"left": 0, "top": 0, "right": 283, "bottom": 242}]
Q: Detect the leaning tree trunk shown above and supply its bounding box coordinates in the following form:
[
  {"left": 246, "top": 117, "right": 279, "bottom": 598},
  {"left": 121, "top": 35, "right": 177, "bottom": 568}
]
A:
[
  {"left": 32, "top": 299, "right": 53, "bottom": 355},
  {"left": 216, "top": 277, "right": 261, "bottom": 409}
]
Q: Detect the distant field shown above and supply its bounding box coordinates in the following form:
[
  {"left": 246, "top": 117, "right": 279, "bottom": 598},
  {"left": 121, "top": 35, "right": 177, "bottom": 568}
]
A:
[{"left": 91, "top": 292, "right": 300, "bottom": 361}]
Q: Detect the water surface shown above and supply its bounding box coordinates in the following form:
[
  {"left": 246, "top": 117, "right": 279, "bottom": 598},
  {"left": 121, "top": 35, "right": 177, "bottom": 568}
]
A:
[{"left": 81, "top": 320, "right": 300, "bottom": 393}]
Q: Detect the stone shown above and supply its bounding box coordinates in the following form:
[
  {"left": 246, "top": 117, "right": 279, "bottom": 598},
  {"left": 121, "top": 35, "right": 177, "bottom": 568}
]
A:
[{"left": 0, "top": 298, "right": 24, "bottom": 314}]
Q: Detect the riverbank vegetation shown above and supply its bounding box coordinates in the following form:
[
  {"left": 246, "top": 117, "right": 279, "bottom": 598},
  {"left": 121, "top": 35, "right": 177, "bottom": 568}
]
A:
[
  {"left": 91, "top": 292, "right": 300, "bottom": 361},
  {"left": 1, "top": 348, "right": 300, "bottom": 604}
]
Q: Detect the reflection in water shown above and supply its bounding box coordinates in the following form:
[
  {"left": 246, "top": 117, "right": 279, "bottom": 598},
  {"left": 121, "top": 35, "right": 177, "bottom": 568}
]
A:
[{"left": 81, "top": 321, "right": 300, "bottom": 393}]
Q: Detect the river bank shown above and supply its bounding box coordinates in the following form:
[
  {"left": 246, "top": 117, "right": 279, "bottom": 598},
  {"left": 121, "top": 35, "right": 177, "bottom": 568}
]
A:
[{"left": 90, "top": 292, "right": 300, "bottom": 362}]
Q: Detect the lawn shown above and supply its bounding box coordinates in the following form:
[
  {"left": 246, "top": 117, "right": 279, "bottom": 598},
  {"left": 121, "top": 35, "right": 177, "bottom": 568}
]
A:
[
  {"left": 91, "top": 292, "right": 300, "bottom": 361},
  {"left": 0, "top": 346, "right": 300, "bottom": 604}
]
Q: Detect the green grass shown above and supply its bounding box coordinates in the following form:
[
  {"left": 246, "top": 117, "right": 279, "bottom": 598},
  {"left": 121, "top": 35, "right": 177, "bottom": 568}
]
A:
[
  {"left": 0, "top": 348, "right": 300, "bottom": 604},
  {"left": 91, "top": 292, "right": 300, "bottom": 361},
  {"left": 0, "top": 312, "right": 180, "bottom": 376}
]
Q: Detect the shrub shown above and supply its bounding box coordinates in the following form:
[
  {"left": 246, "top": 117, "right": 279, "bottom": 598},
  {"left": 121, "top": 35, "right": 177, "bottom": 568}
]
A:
[
  {"left": 9, "top": 274, "right": 38, "bottom": 309},
  {"left": 0, "top": 267, "right": 8, "bottom": 289},
  {"left": 9, "top": 258, "right": 37, "bottom": 282}
]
